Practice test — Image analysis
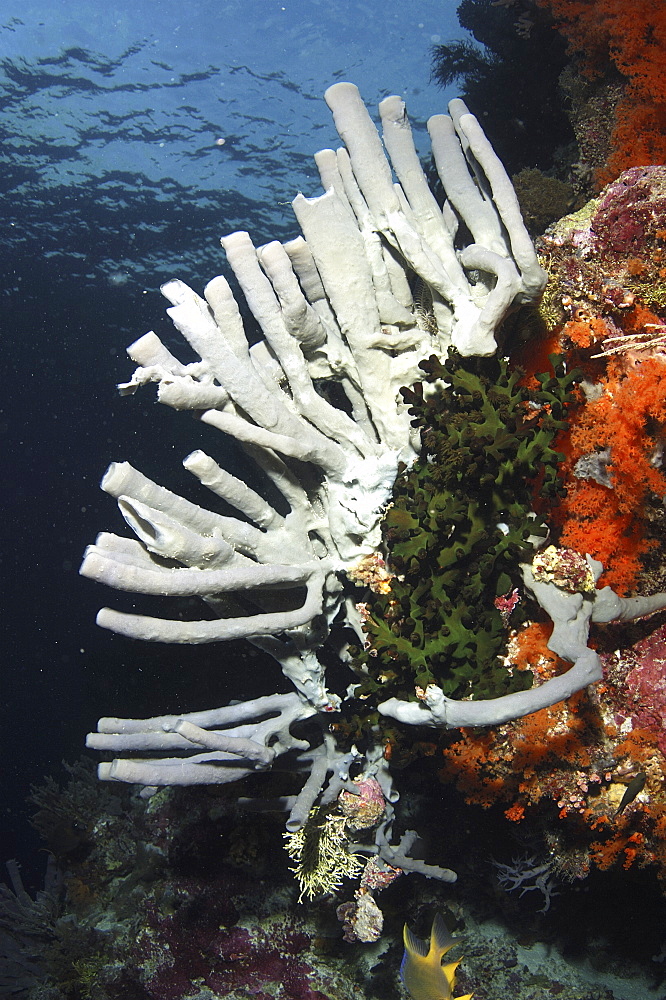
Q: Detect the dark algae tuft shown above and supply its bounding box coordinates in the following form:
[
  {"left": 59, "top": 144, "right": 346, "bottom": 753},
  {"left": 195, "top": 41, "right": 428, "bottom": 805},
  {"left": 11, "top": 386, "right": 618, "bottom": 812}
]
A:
[{"left": 350, "top": 349, "right": 581, "bottom": 707}]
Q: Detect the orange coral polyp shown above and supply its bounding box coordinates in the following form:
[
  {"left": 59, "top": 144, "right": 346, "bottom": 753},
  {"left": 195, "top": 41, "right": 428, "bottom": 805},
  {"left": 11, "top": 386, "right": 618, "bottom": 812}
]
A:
[
  {"left": 563, "top": 316, "right": 608, "bottom": 349},
  {"left": 504, "top": 803, "right": 526, "bottom": 822}
]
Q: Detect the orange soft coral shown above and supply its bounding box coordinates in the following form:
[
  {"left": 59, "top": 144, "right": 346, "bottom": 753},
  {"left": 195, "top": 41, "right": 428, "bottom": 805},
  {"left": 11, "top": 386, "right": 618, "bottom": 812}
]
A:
[
  {"left": 438, "top": 626, "right": 666, "bottom": 880},
  {"left": 439, "top": 625, "right": 592, "bottom": 810},
  {"left": 590, "top": 829, "right": 648, "bottom": 871},
  {"left": 562, "top": 315, "right": 609, "bottom": 351},
  {"left": 556, "top": 351, "right": 666, "bottom": 590}
]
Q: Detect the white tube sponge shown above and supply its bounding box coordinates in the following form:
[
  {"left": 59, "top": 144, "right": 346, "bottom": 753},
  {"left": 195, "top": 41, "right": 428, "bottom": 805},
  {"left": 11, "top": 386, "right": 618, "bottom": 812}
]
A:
[
  {"left": 379, "top": 94, "right": 467, "bottom": 289},
  {"left": 324, "top": 82, "right": 402, "bottom": 225},
  {"left": 322, "top": 83, "right": 546, "bottom": 357},
  {"left": 448, "top": 99, "right": 546, "bottom": 300},
  {"left": 88, "top": 693, "right": 315, "bottom": 787},
  {"left": 81, "top": 82, "right": 556, "bottom": 806}
]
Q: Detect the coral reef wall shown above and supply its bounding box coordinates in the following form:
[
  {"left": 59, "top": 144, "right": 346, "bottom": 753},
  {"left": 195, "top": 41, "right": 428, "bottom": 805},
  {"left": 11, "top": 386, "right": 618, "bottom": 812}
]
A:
[{"left": 536, "top": 0, "right": 666, "bottom": 183}]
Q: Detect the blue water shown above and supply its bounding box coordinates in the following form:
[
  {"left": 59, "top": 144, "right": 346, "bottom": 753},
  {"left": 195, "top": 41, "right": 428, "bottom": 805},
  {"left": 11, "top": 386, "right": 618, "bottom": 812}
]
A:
[
  {"left": 1, "top": 0, "right": 462, "bottom": 885},
  {"left": 1, "top": 1, "right": 462, "bottom": 291}
]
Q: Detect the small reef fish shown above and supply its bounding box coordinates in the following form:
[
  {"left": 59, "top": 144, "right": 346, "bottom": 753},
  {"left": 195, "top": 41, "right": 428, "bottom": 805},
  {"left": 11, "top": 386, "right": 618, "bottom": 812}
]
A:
[
  {"left": 614, "top": 771, "right": 647, "bottom": 816},
  {"left": 401, "top": 913, "right": 473, "bottom": 1000}
]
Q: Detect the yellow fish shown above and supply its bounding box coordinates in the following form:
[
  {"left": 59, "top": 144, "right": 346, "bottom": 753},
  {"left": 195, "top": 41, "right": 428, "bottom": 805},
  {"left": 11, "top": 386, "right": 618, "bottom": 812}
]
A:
[{"left": 401, "top": 913, "right": 473, "bottom": 1000}]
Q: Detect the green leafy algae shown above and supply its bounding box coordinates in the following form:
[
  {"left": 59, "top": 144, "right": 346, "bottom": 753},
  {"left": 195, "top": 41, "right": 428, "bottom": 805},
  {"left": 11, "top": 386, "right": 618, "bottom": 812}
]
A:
[{"left": 351, "top": 349, "right": 580, "bottom": 706}]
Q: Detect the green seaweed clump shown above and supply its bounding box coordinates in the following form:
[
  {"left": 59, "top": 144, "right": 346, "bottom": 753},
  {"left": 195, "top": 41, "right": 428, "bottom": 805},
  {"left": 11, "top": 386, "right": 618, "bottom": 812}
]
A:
[{"left": 352, "top": 350, "right": 580, "bottom": 706}]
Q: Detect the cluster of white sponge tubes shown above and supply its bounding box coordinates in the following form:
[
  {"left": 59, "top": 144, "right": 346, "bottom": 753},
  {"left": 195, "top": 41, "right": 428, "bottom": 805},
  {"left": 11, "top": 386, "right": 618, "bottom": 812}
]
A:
[{"left": 81, "top": 82, "right": 553, "bottom": 804}]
